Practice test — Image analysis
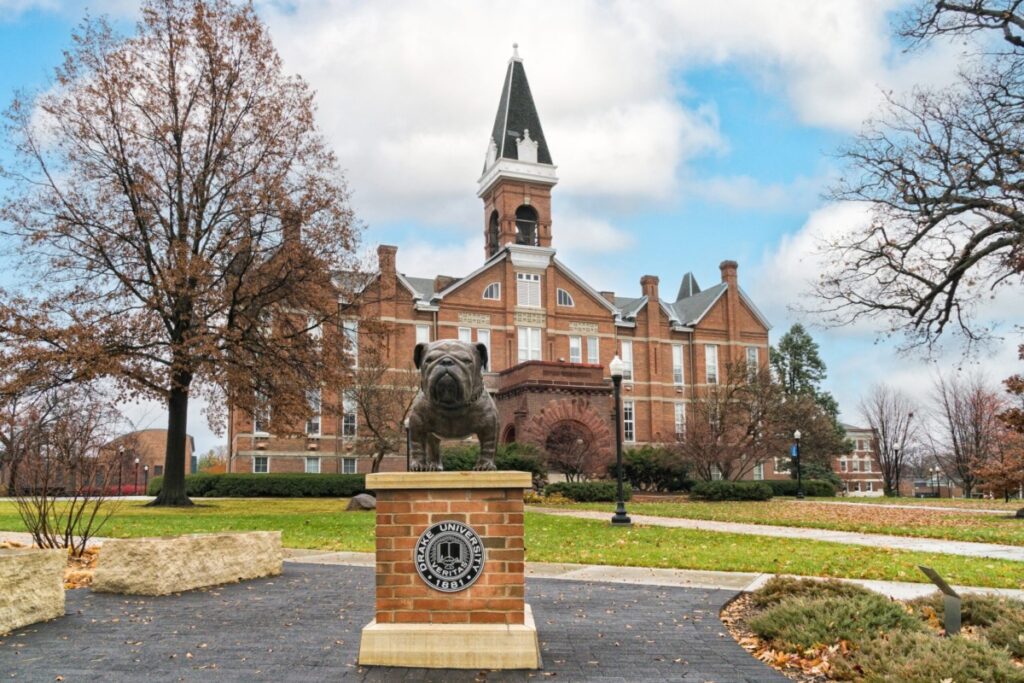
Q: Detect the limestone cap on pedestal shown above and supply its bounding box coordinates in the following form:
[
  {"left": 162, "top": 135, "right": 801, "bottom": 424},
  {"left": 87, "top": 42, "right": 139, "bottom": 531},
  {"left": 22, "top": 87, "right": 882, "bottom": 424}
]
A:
[{"left": 366, "top": 470, "right": 532, "bottom": 490}]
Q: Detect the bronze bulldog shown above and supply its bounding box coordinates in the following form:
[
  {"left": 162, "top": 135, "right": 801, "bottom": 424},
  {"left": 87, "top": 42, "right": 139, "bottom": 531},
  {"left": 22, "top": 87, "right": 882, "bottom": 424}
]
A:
[{"left": 408, "top": 340, "right": 498, "bottom": 471}]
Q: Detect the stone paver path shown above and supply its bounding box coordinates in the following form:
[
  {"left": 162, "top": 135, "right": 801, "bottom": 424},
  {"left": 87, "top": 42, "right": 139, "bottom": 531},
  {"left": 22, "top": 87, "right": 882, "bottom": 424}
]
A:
[
  {"left": 531, "top": 507, "right": 1024, "bottom": 562},
  {"left": 0, "top": 563, "right": 784, "bottom": 682}
]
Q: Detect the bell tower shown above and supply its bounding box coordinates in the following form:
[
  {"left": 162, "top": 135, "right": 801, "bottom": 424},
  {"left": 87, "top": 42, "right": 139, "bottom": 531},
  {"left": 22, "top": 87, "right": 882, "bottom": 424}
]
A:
[{"left": 478, "top": 45, "right": 559, "bottom": 259}]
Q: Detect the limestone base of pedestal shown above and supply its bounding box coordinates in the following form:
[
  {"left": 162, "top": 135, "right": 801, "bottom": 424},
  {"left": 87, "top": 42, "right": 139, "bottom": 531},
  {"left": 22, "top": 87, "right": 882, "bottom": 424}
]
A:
[{"left": 358, "top": 603, "right": 542, "bottom": 670}]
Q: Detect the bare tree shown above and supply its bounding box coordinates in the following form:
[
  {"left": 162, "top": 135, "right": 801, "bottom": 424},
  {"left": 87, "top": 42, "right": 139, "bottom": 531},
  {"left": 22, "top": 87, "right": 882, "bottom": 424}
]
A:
[
  {"left": 929, "top": 373, "right": 1004, "bottom": 497},
  {"left": 13, "top": 386, "right": 123, "bottom": 557},
  {"left": 809, "top": 1, "right": 1024, "bottom": 348},
  {"left": 860, "top": 384, "right": 919, "bottom": 496},
  {"left": 346, "top": 321, "right": 419, "bottom": 473},
  {"left": 0, "top": 0, "right": 358, "bottom": 506},
  {"left": 543, "top": 421, "right": 607, "bottom": 482}
]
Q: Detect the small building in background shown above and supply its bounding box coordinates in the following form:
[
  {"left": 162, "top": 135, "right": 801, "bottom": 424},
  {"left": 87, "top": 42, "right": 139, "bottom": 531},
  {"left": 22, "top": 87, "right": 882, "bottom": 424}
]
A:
[
  {"left": 103, "top": 429, "right": 195, "bottom": 489},
  {"left": 834, "top": 423, "right": 883, "bottom": 496}
]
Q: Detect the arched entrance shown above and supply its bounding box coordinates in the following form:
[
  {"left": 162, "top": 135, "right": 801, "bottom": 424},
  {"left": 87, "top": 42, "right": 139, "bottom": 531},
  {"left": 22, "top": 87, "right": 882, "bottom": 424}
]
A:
[{"left": 523, "top": 398, "right": 613, "bottom": 479}]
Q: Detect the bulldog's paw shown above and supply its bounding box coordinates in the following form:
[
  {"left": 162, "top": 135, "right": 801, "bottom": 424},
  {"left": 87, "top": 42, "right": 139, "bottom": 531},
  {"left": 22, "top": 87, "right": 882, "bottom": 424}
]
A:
[{"left": 473, "top": 459, "right": 497, "bottom": 471}]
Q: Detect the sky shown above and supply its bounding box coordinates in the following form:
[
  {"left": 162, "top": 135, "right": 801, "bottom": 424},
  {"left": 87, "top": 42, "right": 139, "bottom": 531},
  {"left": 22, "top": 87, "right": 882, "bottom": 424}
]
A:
[{"left": 0, "top": 0, "right": 1019, "bottom": 456}]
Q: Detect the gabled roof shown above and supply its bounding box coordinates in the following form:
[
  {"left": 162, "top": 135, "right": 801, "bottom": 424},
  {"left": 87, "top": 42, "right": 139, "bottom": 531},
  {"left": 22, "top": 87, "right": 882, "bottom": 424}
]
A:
[
  {"left": 489, "top": 47, "right": 552, "bottom": 166},
  {"left": 614, "top": 296, "right": 647, "bottom": 320},
  {"left": 552, "top": 258, "right": 618, "bottom": 314},
  {"left": 669, "top": 283, "right": 727, "bottom": 325},
  {"left": 401, "top": 275, "right": 437, "bottom": 301}
]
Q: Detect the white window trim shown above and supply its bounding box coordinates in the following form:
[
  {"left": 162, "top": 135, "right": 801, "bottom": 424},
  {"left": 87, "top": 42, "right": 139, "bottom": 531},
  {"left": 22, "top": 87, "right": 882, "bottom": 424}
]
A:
[
  {"left": 482, "top": 282, "right": 501, "bottom": 300},
  {"left": 517, "top": 326, "right": 542, "bottom": 362},
  {"left": 623, "top": 399, "right": 635, "bottom": 443},
  {"left": 556, "top": 288, "right": 575, "bottom": 307},
  {"left": 620, "top": 340, "right": 634, "bottom": 382},
  {"left": 306, "top": 388, "right": 321, "bottom": 436},
  {"left": 587, "top": 336, "right": 599, "bottom": 365},
  {"left": 705, "top": 344, "right": 719, "bottom": 385},
  {"left": 305, "top": 456, "right": 321, "bottom": 474},
  {"left": 672, "top": 344, "right": 684, "bottom": 386},
  {"left": 458, "top": 327, "right": 473, "bottom": 343},
  {"left": 253, "top": 456, "right": 269, "bottom": 474},
  {"left": 342, "top": 394, "right": 357, "bottom": 438},
  {"left": 415, "top": 324, "right": 431, "bottom": 344},
  {"left": 342, "top": 457, "right": 357, "bottom": 474},
  {"left": 477, "top": 328, "right": 491, "bottom": 370},
  {"left": 343, "top": 319, "right": 359, "bottom": 368},
  {"left": 674, "top": 402, "right": 685, "bottom": 439},
  {"left": 568, "top": 335, "right": 582, "bottom": 363},
  {"left": 516, "top": 272, "right": 542, "bottom": 308}
]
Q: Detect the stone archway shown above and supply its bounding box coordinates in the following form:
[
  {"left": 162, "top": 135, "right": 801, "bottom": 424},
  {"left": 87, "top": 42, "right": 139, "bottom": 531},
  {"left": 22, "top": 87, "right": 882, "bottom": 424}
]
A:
[
  {"left": 502, "top": 424, "right": 517, "bottom": 444},
  {"left": 522, "top": 397, "right": 613, "bottom": 476}
]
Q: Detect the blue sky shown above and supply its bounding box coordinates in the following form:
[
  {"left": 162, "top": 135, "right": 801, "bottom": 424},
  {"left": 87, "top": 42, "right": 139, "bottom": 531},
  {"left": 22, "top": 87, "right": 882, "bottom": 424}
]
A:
[{"left": 1, "top": 1, "right": 1017, "bottom": 454}]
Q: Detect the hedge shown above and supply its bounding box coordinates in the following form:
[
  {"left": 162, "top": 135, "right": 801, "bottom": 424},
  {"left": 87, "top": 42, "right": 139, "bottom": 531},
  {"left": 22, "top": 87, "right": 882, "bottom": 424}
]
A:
[
  {"left": 765, "top": 479, "right": 836, "bottom": 497},
  {"left": 607, "top": 445, "right": 693, "bottom": 492},
  {"left": 690, "top": 480, "right": 773, "bottom": 501},
  {"left": 147, "top": 473, "right": 367, "bottom": 498},
  {"left": 442, "top": 443, "right": 548, "bottom": 488},
  {"left": 544, "top": 480, "right": 631, "bottom": 502}
]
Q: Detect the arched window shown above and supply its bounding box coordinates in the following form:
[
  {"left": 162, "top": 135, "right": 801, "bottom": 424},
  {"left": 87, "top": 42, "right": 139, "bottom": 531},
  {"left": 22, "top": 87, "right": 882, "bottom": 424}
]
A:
[
  {"left": 487, "top": 211, "right": 500, "bottom": 257},
  {"left": 515, "top": 205, "right": 538, "bottom": 246},
  {"left": 482, "top": 282, "right": 501, "bottom": 300},
  {"left": 556, "top": 288, "right": 575, "bottom": 307}
]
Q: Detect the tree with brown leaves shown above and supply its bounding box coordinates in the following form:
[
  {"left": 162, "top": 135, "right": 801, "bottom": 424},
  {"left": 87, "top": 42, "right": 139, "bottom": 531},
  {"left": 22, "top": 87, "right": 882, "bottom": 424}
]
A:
[{"left": 0, "top": 0, "right": 358, "bottom": 505}]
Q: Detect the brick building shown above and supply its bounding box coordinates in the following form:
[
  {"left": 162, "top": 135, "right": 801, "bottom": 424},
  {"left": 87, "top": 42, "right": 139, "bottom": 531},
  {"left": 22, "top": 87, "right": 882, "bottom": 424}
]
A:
[
  {"left": 227, "top": 49, "right": 771, "bottom": 475},
  {"left": 103, "top": 429, "right": 196, "bottom": 489}
]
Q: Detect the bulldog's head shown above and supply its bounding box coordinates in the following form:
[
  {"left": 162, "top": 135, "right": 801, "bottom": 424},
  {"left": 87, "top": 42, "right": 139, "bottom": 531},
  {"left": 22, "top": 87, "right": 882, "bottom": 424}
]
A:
[{"left": 413, "top": 340, "right": 489, "bottom": 410}]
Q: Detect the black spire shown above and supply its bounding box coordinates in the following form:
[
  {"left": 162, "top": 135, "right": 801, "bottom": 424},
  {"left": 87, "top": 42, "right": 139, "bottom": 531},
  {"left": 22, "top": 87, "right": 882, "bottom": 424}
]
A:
[{"left": 488, "top": 45, "right": 553, "bottom": 165}]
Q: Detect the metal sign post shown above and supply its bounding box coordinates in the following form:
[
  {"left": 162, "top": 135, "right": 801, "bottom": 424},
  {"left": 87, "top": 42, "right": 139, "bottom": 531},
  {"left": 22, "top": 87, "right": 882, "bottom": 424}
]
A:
[{"left": 919, "top": 565, "right": 961, "bottom": 636}]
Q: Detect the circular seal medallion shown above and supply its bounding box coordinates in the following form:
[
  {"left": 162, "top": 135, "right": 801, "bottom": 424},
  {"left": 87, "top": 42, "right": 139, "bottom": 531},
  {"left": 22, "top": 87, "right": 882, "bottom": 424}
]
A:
[{"left": 414, "top": 520, "right": 486, "bottom": 593}]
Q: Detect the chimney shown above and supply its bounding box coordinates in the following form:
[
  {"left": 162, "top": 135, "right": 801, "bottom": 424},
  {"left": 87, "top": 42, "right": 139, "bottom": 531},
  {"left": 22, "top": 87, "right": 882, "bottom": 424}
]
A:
[
  {"left": 282, "top": 206, "right": 302, "bottom": 246},
  {"left": 377, "top": 244, "right": 397, "bottom": 298},
  {"left": 640, "top": 275, "right": 659, "bottom": 301},
  {"left": 719, "top": 260, "right": 738, "bottom": 288},
  {"left": 600, "top": 291, "right": 616, "bottom": 304},
  {"left": 434, "top": 275, "right": 458, "bottom": 292}
]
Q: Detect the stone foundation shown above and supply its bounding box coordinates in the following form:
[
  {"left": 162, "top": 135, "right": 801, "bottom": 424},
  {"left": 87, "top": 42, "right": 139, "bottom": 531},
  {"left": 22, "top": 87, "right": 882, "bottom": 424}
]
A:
[
  {"left": 0, "top": 548, "right": 65, "bottom": 635},
  {"left": 92, "top": 531, "right": 282, "bottom": 596},
  {"left": 358, "top": 471, "right": 540, "bottom": 669}
]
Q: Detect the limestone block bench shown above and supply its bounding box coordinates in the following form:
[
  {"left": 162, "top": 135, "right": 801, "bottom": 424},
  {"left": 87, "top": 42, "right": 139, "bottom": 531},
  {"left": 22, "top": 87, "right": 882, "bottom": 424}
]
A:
[
  {"left": 0, "top": 548, "right": 65, "bottom": 635},
  {"left": 92, "top": 531, "right": 282, "bottom": 596}
]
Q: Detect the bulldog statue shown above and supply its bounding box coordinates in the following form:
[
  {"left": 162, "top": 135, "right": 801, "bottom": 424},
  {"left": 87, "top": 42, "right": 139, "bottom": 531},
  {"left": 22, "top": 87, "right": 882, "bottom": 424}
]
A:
[{"left": 408, "top": 340, "right": 498, "bottom": 471}]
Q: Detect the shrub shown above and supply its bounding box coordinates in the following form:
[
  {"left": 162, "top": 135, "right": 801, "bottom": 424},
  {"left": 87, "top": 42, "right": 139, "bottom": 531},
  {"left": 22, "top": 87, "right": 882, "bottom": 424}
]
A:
[
  {"left": 442, "top": 443, "right": 548, "bottom": 488},
  {"left": 748, "top": 593, "right": 922, "bottom": 651},
  {"left": 690, "top": 480, "right": 772, "bottom": 501},
  {"left": 910, "top": 592, "right": 1024, "bottom": 657},
  {"left": 831, "top": 630, "right": 1024, "bottom": 683},
  {"left": 608, "top": 446, "right": 692, "bottom": 492},
  {"left": 750, "top": 576, "right": 875, "bottom": 609},
  {"left": 765, "top": 479, "right": 836, "bottom": 497},
  {"left": 543, "top": 480, "right": 630, "bottom": 502},
  {"left": 147, "top": 473, "right": 366, "bottom": 498}
]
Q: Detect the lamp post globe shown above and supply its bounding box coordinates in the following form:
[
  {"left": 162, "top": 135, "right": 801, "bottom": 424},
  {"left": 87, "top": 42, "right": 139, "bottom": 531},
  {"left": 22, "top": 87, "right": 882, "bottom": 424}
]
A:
[
  {"left": 609, "top": 355, "right": 631, "bottom": 526},
  {"left": 134, "top": 457, "right": 140, "bottom": 493},
  {"left": 143, "top": 465, "right": 149, "bottom": 492},
  {"left": 793, "top": 430, "right": 804, "bottom": 499}
]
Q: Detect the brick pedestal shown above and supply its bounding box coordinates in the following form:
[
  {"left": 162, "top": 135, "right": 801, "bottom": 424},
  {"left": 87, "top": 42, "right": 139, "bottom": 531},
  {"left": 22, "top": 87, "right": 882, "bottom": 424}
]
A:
[{"left": 358, "top": 471, "right": 541, "bottom": 669}]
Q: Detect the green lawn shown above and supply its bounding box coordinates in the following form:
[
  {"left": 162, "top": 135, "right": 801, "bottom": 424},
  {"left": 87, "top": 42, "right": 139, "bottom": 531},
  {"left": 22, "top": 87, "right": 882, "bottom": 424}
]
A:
[
  {"left": 811, "top": 496, "right": 1024, "bottom": 511},
  {"left": 0, "top": 499, "right": 1021, "bottom": 589},
  {"left": 549, "top": 498, "right": 1024, "bottom": 546}
]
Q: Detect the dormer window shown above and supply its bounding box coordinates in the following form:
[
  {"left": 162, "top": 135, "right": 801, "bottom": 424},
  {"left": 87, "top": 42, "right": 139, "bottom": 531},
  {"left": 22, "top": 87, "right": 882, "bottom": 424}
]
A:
[
  {"left": 515, "top": 205, "right": 538, "bottom": 246},
  {"left": 483, "top": 282, "right": 501, "bottom": 300},
  {"left": 556, "top": 288, "right": 574, "bottom": 307}
]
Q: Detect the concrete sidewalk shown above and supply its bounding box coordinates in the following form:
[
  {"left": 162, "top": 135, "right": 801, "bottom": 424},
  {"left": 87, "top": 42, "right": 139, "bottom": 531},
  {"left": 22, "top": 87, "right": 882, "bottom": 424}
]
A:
[
  {"left": 281, "top": 548, "right": 1024, "bottom": 602},
  {"left": 530, "top": 506, "right": 1024, "bottom": 563}
]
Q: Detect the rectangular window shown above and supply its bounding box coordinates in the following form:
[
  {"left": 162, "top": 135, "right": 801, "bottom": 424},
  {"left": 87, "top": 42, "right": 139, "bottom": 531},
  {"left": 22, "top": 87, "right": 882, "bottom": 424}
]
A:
[
  {"left": 342, "top": 394, "right": 357, "bottom": 437},
  {"left": 746, "top": 346, "right": 759, "bottom": 379},
  {"left": 674, "top": 402, "right": 685, "bottom": 439},
  {"left": 863, "top": 458, "right": 871, "bottom": 473},
  {"left": 516, "top": 272, "right": 541, "bottom": 308},
  {"left": 867, "top": 481, "right": 874, "bottom": 492},
  {"left": 306, "top": 389, "right": 321, "bottom": 436},
  {"left": 753, "top": 462, "right": 764, "bottom": 481},
  {"left": 458, "top": 327, "right": 472, "bottom": 343},
  {"left": 154, "top": 465, "right": 163, "bottom": 477},
  {"left": 308, "top": 316, "right": 322, "bottom": 343},
  {"left": 342, "top": 457, "right": 357, "bottom": 474},
  {"left": 840, "top": 459, "right": 847, "bottom": 472},
  {"left": 620, "top": 340, "right": 634, "bottom": 381},
  {"left": 623, "top": 400, "right": 635, "bottom": 442},
  {"left": 851, "top": 459, "right": 860, "bottom": 472},
  {"left": 517, "top": 326, "right": 542, "bottom": 362},
  {"left": 711, "top": 465, "right": 723, "bottom": 481},
  {"left": 672, "top": 344, "right": 684, "bottom": 385},
  {"left": 568, "top": 335, "right": 582, "bottom": 363},
  {"left": 343, "top": 320, "right": 359, "bottom": 367},
  {"left": 253, "top": 392, "right": 270, "bottom": 434},
  {"left": 587, "top": 336, "right": 599, "bottom": 365},
  {"left": 477, "top": 328, "right": 491, "bottom": 370},
  {"left": 253, "top": 456, "right": 268, "bottom": 474},
  {"left": 415, "top": 324, "right": 431, "bottom": 344},
  {"left": 705, "top": 344, "right": 719, "bottom": 384},
  {"left": 305, "top": 456, "right": 321, "bottom": 474}
]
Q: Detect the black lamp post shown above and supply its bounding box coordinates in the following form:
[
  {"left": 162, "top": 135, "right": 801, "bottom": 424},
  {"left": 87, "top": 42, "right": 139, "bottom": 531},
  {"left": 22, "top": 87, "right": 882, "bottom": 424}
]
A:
[
  {"left": 143, "top": 465, "right": 149, "bottom": 493},
  {"left": 793, "top": 430, "right": 804, "bottom": 499},
  {"left": 404, "top": 418, "right": 412, "bottom": 472},
  {"left": 117, "top": 445, "right": 124, "bottom": 495},
  {"left": 932, "top": 466, "right": 940, "bottom": 497},
  {"left": 609, "top": 354, "right": 631, "bottom": 526},
  {"left": 134, "top": 457, "right": 140, "bottom": 494}
]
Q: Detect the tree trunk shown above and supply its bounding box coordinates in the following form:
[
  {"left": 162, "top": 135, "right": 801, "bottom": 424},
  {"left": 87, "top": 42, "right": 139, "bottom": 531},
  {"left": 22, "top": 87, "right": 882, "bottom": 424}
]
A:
[
  {"left": 149, "top": 376, "right": 194, "bottom": 507},
  {"left": 6, "top": 459, "right": 19, "bottom": 497}
]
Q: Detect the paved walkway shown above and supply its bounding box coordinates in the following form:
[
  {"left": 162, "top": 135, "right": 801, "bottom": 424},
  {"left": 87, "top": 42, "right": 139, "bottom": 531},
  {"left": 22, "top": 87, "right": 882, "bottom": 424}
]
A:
[
  {"left": 0, "top": 563, "right": 784, "bottom": 682},
  {"left": 531, "top": 507, "right": 1024, "bottom": 563}
]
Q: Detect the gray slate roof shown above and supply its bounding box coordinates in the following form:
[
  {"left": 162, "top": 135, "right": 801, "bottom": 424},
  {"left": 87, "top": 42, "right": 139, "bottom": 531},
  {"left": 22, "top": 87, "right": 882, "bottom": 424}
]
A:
[
  {"left": 489, "top": 55, "right": 553, "bottom": 166},
  {"left": 668, "top": 283, "right": 727, "bottom": 326},
  {"left": 403, "top": 276, "right": 439, "bottom": 300}
]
